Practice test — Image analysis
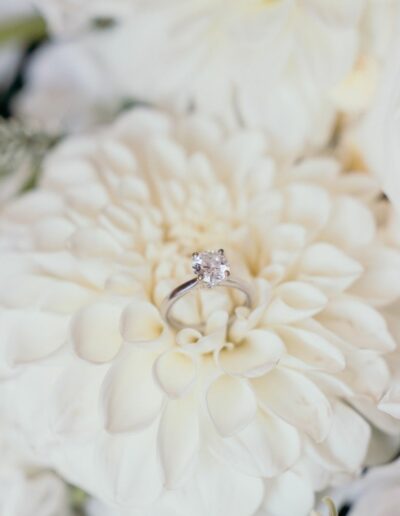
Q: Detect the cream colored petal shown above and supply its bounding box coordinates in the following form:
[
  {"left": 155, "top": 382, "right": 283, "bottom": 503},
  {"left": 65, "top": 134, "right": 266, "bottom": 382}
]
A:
[
  {"left": 352, "top": 397, "right": 400, "bottom": 435},
  {"left": 33, "top": 216, "right": 75, "bottom": 251},
  {"left": 148, "top": 137, "right": 187, "bottom": 179},
  {"left": 323, "top": 196, "right": 376, "bottom": 248},
  {"left": 217, "top": 329, "right": 284, "bottom": 378},
  {"left": 320, "top": 297, "right": 396, "bottom": 352},
  {"left": 158, "top": 396, "right": 199, "bottom": 488},
  {"left": 98, "top": 428, "right": 163, "bottom": 506},
  {"left": 277, "top": 324, "right": 345, "bottom": 373},
  {"left": 153, "top": 349, "right": 197, "bottom": 398},
  {"left": 379, "top": 383, "right": 400, "bottom": 419},
  {"left": 69, "top": 227, "right": 121, "bottom": 259},
  {"left": 67, "top": 183, "right": 109, "bottom": 217},
  {"left": 49, "top": 358, "right": 108, "bottom": 435},
  {"left": 195, "top": 311, "right": 229, "bottom": 354},
  {"left": 253, "top": 368, "right": 332, "bottom": 442},
  {"left": 268, "top": 223, "right": 307, "bottom": 265},
  {"left": 207, "top": 375, "right": 257, "bottom": 436},
  {"left": 100, "top": 140, "right": 139, "bottom": 179},
  {"left": 101, "top": 349, "right": 164, "bottom": 432},
  {"left": 351, "top": 247, "right": 400, "bottom": 306},
  {"left": 260, "top": 470, "right": 314, "bottom": 516},
  {"left": 298, "top": 242, "right": 363, "bottom": 294},
  {"left": 338, "top": 351, "right": 390, "bottom": 402},
  {"left": 311, "top": 401, "right": 371, "bottom": 472},
  {"left": 1, "top": 310, "right": 68, "bottom": 366},
  {"left": 71, "top": 301, "right": 122, "bottom": 363},
  {"left": 120, "top": 301, "right": 167, "bottom": 345},
  {"left": 153, "top": 451, "right": 264, "bottom": 516},
  {"left": 264, "top": 281, "right": 327, "bottom": 325},
  {"left": 206, "top": 410, "right": 301, "bottom": 477},
  {"left": 284, "top": 183, "right": 331, "bottom": 230}
]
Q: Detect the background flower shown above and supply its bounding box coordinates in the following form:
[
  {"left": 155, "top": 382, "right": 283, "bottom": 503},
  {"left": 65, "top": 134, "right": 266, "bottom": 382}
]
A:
[
  {"left": 15, "top": 0, "right": 397, "bottom": 155},
  {"left": 1, "top": 108, "right": 399, "bottom": 515},
  {"left": 329, "top": 458, "right": 400, "bottom": 516}
]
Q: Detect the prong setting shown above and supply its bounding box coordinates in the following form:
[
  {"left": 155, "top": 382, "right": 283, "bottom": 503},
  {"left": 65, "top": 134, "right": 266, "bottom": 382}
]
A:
[{"left": 191, "top": 249, "right": 230, "bottom": 287}]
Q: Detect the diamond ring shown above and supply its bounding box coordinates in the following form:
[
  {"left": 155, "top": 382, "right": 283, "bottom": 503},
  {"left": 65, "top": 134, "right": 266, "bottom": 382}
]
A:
[{"left": 161, "top": 249, "right": 253, "bottom": 331}]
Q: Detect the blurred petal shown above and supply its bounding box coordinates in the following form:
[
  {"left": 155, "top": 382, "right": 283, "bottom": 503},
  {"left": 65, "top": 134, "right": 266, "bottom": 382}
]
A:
[
  {"left": 158, "top": 396, "right": 199, "bottom": 488},
  {"left": 207, "top": 411, "right": 301, "bottom": 477},
  {"left": 101, "top": 349, "right": 164, "bottom": 432},
  {"left": 207, "top": 375, "right": 257, "bottom": 436},
  {"left": 264, "top": 282, "right": 327, "bottom": 325},
  {"left": 253, "top": 368, "right": 332, "bottom": 442},
  {"left": 217, "top": 329, "right": 284, "bottom": 378},
  {"left": 71, "top": 301, "right": 123, "bottom": 363},
  {"left": 153, "top": 349, "right": 197, "bottom": 398}
]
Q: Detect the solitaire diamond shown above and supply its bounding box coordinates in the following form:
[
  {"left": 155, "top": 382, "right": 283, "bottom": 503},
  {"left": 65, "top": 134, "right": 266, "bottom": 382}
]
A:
[{"left": 192, "top": 249, "right": 230, "bottom": 287}]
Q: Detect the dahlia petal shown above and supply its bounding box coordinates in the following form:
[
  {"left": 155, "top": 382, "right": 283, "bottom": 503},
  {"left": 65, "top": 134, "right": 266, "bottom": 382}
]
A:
[
  {"left": 351, "top": 247, "right": 400, "bottom": 306},
  {"left": 101, "top": 349, "right": 164, "bottom": 432},
  {"left": 176, "top": 328, "right": 202, "bottom": 348},
  {"left": 69, "top": 227, "right": 121, "bottom": 259},
  {"left": 2, "top": 190, "right": 63, "bottom": 222},
  {"left": 66, "top": 183, "right": 109, "bottom": 217},
  {"left": 206, "top": 410, "right": 301, "bottom": 477},
  {"left": 1, "top": 310, "right": 68, "bottom": 366},
  {"left": 100, "top": 140, "right": 139, "bottom": 178},
  {"left": 298, "top": 242, "right": 363, "bottom": 293},
  {"left": 258, "top": 471, "right": 314, "bottom": 516},
  {"left": 310, "top": 401, "right": 370, "bottom": 472},
  {"left": 33, "top": 216, "right": 75, "bottom": 251},
  {"left": 264, "top": 281, "right": 327, "bottom": 324},
  {"left": 156, "top": 451, "right": 264, "bottom": 516},
  {"left": 323, "top": 196, "right": 376, "bottom": 247},
  {"left": 71, "top": 301, "right": 123, "bottom": 363},
  {"left": 339, "top": 351, "right": 390, "bottom": 401},
  {"left": 277, "top": 324, "right": 345, "bottom": 373},
  {"left": 120, "top": 301, "right": 166, "bottom": 344},
  {"left": 320, "top": 297, "right": 396, "bottom": 352},
  {"left": 158, "top": 396, "right": 199, "bottom": 488},
  {"left": 153, "top": 349, "right": 196, "bottom": 398},
  {"left": 379, "top": 383, "right": 400, "bottom": 419},
  {"left": 49, "top": 358, "right": 108, "bottom": 435},
  {"left": 207, "top": 375, "right": 257, "bottom": 436},
  {"left": 268, "top": 223, "right": 307, "bottom": 265},
  {"left": 217, "top": 329, "right": 284, "bottom": 378},
  {"left": 98, "top": 429, "right": 164, "bottom": 506},
  {"left": 353, "top": 397, "right": 400, "bottom": 434},
  {"left": 148, "top": 137, "right": 187, "bottom": 179},
  {"left": 284, "top": 183, "right": 331, "bottom": 229},
  {"left": 253, "top": 368, "right": 332, "bottom": 442}
]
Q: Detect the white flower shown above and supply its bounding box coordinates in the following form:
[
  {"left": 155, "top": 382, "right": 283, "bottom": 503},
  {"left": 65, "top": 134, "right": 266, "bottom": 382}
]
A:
[
  {"left": 32, "top": 0, "right": 134, "bottom": 35},
  {"left": 0, "top": 422, "right": 72, "bottom": 516},
  {"left": 329, "top": 458, "right": 400, "bottom": 516},
  {"left": 17, "top": 1, "right": 370, "bottom": 154},
  {"left": 14, "top": 39, "right": 119, "bottom": 133},
  {"left": 1, "top": 108, "right": 400, "bottom": 516},
  {"left": 358, "top": 30, "right": 400, "bottom": 213}
]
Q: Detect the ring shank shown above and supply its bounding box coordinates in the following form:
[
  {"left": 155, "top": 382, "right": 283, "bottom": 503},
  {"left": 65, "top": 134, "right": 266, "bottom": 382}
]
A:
[{"left": 161, "top": 276, "right": 253, "bottom": 332}]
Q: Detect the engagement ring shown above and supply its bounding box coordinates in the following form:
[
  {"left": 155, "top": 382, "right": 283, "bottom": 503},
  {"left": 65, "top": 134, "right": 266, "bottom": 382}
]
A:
[{"left": 161, "top": 249, "right": 253, "bottom": 331}]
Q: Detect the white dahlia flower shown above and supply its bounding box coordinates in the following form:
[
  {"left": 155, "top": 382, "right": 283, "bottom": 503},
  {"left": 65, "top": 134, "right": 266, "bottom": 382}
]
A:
[
  {"left": 1, "top": 109, "right": 400, "bottom": 516},
  {"left": 358, "top": 29, "right": 400, "bottom": 213},
  {"left": 0, "top": 422, "right": 72, "bottom": 516},
  {"left": 32, "top": 0, "right": 133, "bottom": 34},
  {"left": 329, "top": 458, "right": 400, "bottom": 516},
  {"left": 18, "top": 0, "right": 367, "bottom": 153}
]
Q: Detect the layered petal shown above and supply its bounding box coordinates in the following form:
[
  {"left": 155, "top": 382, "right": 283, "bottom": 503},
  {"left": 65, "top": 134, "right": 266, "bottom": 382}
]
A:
[{"left": 253, "top": 368, "right": 332, "bottom": 442}]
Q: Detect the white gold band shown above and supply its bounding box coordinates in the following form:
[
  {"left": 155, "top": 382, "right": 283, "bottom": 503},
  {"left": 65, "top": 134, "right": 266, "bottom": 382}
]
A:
[{"left": 161, "top": 276, "right": 253, "bottom": 332}]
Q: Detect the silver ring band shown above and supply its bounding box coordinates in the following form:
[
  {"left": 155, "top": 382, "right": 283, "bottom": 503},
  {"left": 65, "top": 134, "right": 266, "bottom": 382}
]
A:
[{"left": 161, "top": 249, "right": 253, "bottom": 331}]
